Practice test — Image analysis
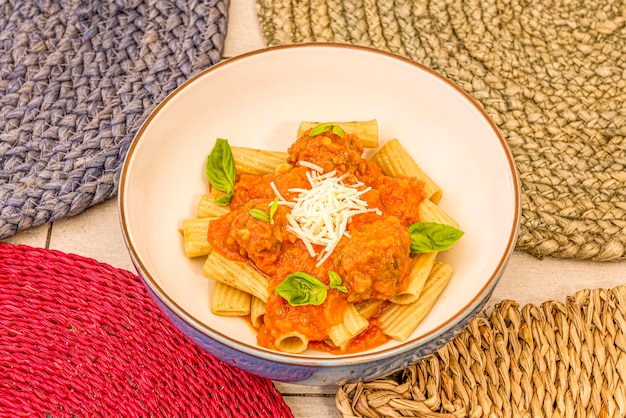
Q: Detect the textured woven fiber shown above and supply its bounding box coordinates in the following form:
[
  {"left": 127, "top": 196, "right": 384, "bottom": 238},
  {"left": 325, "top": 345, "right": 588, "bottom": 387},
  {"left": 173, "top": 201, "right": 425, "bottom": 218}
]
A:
[
  {"left": 336, "top": 286, "right": 626, "bottom": 417},
  {"left": 0, "top": 243, "right": 293, "bottom": 417},
  {"left": 0, "top": 0, "right": 228, "bottom": 239},
  {"left": 256, "top": 0, "right": 626, "bottom": 261}
]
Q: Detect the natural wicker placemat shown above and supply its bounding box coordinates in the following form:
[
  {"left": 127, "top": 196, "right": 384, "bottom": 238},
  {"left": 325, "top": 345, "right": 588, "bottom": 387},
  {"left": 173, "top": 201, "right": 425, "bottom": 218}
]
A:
[
  {"left": 336, "top": 285, "right": 626, "bottom": 417},
  {"left": 0, "top": 0, "right": 228, "bottom": 240},
  {"left": 255, "top": 0, "right": 626, "bottom": 261},
  {"left": 0, "top": 243, "right": 293, "bottom": 417}
]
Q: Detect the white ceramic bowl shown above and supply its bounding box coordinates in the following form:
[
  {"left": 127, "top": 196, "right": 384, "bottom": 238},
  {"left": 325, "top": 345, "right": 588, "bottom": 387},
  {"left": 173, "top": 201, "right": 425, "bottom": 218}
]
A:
[{"left": 119, "top": 43, "right": 520, "bottom": 386}]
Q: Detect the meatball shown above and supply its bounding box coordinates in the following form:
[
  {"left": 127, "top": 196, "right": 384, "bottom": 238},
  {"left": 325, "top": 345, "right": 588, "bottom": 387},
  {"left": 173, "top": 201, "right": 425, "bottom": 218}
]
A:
[
  {"left": 229, "top": 199, "right": 287, "bottom": 274},
  {"left": 287, "top": 131, "right": 364, "bottom": 174},
  {"left": 333, "top": 216, "right": 412, "bottom": 303}
]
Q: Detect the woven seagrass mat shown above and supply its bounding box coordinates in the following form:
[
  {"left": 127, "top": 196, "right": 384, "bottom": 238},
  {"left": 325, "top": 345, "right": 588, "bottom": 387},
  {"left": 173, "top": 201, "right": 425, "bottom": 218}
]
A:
[
  {"left": 0, "top": 243, "right": 294, "bottom": 417},
  {"left": 0, "top": 0, "right": 228, "bottom": 239},
  {"left": 336, "top": 285, "right": 626, "bottom": 417},
  {"left": 255, "top": 0, "right": 626, "bottom": 261}
]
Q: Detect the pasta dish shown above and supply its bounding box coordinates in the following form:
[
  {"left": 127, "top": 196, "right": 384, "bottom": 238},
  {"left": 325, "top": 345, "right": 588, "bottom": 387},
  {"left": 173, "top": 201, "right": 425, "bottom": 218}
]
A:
[{"left": 181, "top": 120, "right": 463, "bottom": 354}]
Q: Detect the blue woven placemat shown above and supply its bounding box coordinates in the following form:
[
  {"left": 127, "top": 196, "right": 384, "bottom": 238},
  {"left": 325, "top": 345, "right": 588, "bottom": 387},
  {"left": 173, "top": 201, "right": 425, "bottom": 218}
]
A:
[{"left": 0, "top": 0, "right": 228, "bottom": 239}]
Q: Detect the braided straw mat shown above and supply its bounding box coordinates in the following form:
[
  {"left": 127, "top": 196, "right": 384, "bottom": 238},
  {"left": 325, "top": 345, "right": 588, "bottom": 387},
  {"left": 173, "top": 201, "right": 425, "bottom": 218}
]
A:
[
  {"left": 337, "top": 286, "right": 626, "bottom": 417},
  {"left": 0, "top": 243, "right": 294, "bottom": 417},
  {"left": 256, "top": 0, "right": 626, "bottom": 261},
  {"left": 0, "top": 0, "right": 228, "bottom": 240}
]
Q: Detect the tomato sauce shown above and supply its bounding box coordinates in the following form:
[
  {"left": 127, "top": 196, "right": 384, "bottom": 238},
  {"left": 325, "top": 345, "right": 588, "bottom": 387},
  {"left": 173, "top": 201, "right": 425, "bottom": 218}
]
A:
[
  {"left": 206, "top": 130, "right": 426, "bottom": 353},
  {"left": 310, "top": 320, "right": 391, "bottom": 355}
]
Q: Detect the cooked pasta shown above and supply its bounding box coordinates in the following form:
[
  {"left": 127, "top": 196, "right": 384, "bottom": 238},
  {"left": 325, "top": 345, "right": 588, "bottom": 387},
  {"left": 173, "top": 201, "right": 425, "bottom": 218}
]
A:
[
  {"left": 250, "top": 296, "right": 266, "bottom": 329},
  {"left": 275, "top": 331, "right": 309, "bottom": 354},
  {"left": 202, "top": 251, "right": 269, "bottom": 303},
  {"left": 378, "top": 262, "right": 453, "bottom": 341},
  {"left": 183, "top": 120, "right": 463, "bottom": 354},
  {"left": 389, "top": 251, "right": 437, "bottom": 305},
  {"left": 197, "top": 194, "right": 231, "bottom": 218},
  {"left": 211, "top": 281, "right": 251, "bottom": 316},
  {"left": 181, "top": 217, "right": 215, "bottom": 258},
  {"left": 327, "top": 304, "right": 369, "bottom": 349},
  {"left": 372, "top": 138, "right": 442, "bottom": 204},
  {"left": 418, "top": 198, "right": 460, "bottom": 228},
  {"left": 231, "top": 146, "right": 289, "bottom": 176}
]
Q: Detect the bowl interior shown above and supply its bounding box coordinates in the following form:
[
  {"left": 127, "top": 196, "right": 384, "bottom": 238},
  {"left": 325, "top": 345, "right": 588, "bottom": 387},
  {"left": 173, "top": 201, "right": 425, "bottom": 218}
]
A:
[{"left": 120, "top": 44, "right": 520, "bottom": 362}]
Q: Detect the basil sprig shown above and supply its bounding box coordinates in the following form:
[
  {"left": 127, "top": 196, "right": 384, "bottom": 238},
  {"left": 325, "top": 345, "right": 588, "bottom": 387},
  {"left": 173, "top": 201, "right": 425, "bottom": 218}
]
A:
[
  {"left": 206, "top": 138, "right": 236, "bottom": 206},
  {"left": 249, "top": 209, "right": 270, "bottom": 223},
  {"left": 408, "top": 222, "right": 464, "bottom": 254},
  {"left": 309, "top": 122, "right": 345, "bottom": 138},
  {"left": 275, "top": 271, "right": 348, "bottom": 306},
  {"left": 249, "top": 198, "right": 279, "bottom": 224}
]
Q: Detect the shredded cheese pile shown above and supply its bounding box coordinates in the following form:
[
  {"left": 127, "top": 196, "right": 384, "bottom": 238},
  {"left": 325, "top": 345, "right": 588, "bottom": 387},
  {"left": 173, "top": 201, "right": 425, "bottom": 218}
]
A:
[{"left": 273, "top": 161, "right": 382, "bottom": 267}]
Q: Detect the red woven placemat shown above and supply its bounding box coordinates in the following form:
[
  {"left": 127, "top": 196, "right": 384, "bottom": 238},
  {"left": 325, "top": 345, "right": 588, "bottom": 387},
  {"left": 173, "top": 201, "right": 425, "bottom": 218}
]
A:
[{"left": 0, "top": 243, "right": 293, "bottom": 417}]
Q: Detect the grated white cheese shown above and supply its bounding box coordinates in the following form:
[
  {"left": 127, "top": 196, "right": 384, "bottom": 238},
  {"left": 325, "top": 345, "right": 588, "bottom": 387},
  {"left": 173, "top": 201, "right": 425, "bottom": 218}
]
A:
[
  {"left": 298, "top": 160, "right": 324, "bottom": 173},
  {"left": 269, "top": 181, "right": 286, "bottom": 202},
  {"left": 277, "top": 164, "right": 382, "bottom": 267}
]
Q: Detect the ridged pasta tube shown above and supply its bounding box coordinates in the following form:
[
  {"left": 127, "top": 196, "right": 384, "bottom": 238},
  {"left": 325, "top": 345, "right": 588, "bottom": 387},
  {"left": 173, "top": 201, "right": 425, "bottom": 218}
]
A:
[
  {"left": 378, "top": 262, "right": 453, "bottom": 341},
  {"left": 202, "top": 251, "right": 269, "bottom": 302},
  {"left": 372, "top": 138, "right": 442, "bottom": 203}
]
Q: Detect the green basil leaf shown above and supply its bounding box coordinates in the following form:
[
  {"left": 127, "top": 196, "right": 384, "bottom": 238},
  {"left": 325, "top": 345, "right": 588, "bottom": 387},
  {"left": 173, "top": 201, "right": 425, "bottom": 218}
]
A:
[
  {"left": 408, "top": 222, "right": 464, "bottom": 254},
  {"left": 328, "top": 271, "right": 341, "bottom": 287},
  {"left": 269, "top": 197, "right": 279, "bottom": 225},
  {"left": 249, "top": 198, "right": 279, "bottom": 224},
  {"left": 309, "top": 122, "right": 333, "bottom": 137},
  {"left": 275, "top": 271, "right": 349, "bottom": 306},
  {"left": 309, "top": 123, "right": 345, "bottom": 138},
  {"left": 275, "top": 272, "right": 328, "bottom": 306},
  {"left": 249, "top": 208, "right": 271, "bottom": 223},
  {"left": 328, "top": 271, "right": 347, "bottom": 293},
  {"left": 206, "top": 138, "right": 236, "bottom": 205},
  {"left": 214, "top": 193, "right": 233, "bottom": 206},
  {"left": 331, "top": 125, "right": 345, "bottom": 138}
]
